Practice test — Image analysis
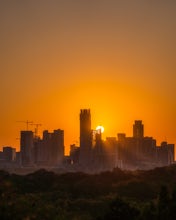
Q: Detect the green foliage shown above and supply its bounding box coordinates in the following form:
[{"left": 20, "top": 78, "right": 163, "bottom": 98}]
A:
[
  {"left": 169, "top": 185, "right": 176, "bottom": 219},
  {"left": 158, "top": 185, "right": 170, "bottom": 219},
  {"left": 103, "top": 197, "right": 139, "bottom": 220},
  {"left": 140, "top": 202, "right": 157, "bottom": 220},
  {"left": 117, "top": 181, "right": 156, "bottom": 201},
  {"left": 0, "top": 166, "right": 176, "bottom": 219}
]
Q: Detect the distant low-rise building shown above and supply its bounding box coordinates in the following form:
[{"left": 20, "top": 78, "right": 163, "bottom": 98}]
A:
[
  {"left": 157, "top": 142, "right": 175, "bottom": 166},
  {"left": 70, "top": 144, "right": 80, "bottom": 164},
  {"left": 0, "top": 151, "right": 3, "bottom": 160},
  {"left": 3, "top": 146, "right": 16, "bottom": 162}
]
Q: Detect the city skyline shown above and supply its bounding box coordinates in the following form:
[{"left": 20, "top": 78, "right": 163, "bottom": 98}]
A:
[
  {"left": 0, "top": 109, "right": 175, "bottom": 157},
  {"left": 1, "top": 0, "right": 176, "bottom": 153},
  {"left": 0, "top": 110, "right": 175, "bottom": 156},
  {"left": 0, "top": 109, "right": 174, "bottom": 172}
]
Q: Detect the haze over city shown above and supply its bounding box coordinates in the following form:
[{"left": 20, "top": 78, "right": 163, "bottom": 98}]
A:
[{"left": 1, "top": 0, "right": 176, "bottom": 154}]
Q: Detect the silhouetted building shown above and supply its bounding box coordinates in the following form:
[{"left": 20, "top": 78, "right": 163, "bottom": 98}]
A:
[
  {"left": 119, "top": 136, "right": 156, "bottom": 166},
  {"left": 79, "top": 109, "right": 92, "bottom": 166},
  {"left": 70, "top": 144, "right": 80, "bottom": 164},
  {"left": 104, "top": 137, "right": 118, "bottom": 169},
  {"left": 133, "top": 120, "right": 144, "bottom": 138},
  {"left": 167, "top": 144, "right": 175, "bottom": 164},
  {"left": 42, "top": 130, "right": 52, "bottom": 164},
  {"left": 33, "top": 137, "right": 43, "bottom": 165},
  {"left": 1, "top": 110, "right": 174, "bottom": 172},
  {"left": 16, "top": 152, "right": 21, "bottom": 164},
  {"left": 20, "top": 131, "right": 34, "bottom": 166},
  {"left": 33, "top": 129, "right": 64, "bottom": 166},
  {"left": 92, "top": 129, "right": 105, "bottom": 170},
  {"left": 33, "top": 130, "right": 50, "bottom": 165},
  {"left": 3, "top": 146, "right": 16, "bottom": 162},
  {"left": 0, "top": 151, "right": 2, "bottom": 160},
  {"left": 157, "top": 142, "right": 175, "bottom": 166},
  {"left": 117, "top": 120, "right": 174, "bottom": 169},
  {"left": 51, "top": 129, "right": 64, "bottom": 165}
]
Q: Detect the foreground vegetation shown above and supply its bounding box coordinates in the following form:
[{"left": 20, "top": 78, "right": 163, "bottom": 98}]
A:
[{"left": 1, "top": 165, "right": 176, "bottom": 219}]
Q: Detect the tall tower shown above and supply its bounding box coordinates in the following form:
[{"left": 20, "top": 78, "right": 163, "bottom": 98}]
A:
[
  {"left": 133, "top": 120, "right": 144, "bottom": 138},
  {"left": 51, "top": 129, "right": 64, "bottom": 165},
  {"left": 20, "top": 131, "right": 34, "bottom": 166},
  {"left": 79, "top": 109, "right": 92, "bottom": 166}
]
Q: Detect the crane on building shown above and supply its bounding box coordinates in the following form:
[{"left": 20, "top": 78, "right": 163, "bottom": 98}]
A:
[
  {"left": 16, "top": 120, "right": 33, "bottom": 130},
  {"left": 29, "top": 123, "right": 42, "bottom": 137}
]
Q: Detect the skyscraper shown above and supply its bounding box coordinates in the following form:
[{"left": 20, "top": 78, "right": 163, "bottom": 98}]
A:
[
  {"left": 133, "top": 120, "right": 144, "bottom": 138},
  {"left": 20, "top": 131, "right": 34, "bottom": 166},
  {"left": 51, "top": 129, "right": 64, "bottom": 165},
  {"left": 79, "top": 109, "right": 92, "bottom": 166}
]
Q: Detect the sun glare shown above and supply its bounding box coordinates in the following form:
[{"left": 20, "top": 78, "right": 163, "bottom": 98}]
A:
[{"left": 96, "top": 125, "right": 104, "bottom": 133}]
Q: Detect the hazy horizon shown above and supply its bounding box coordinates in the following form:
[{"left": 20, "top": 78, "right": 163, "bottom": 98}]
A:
[{"left": 1, "top": 0, "right": 176, "bottom": 154}]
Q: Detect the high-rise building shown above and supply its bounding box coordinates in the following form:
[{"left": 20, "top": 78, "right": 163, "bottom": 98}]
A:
[
  {"left": 104, "top": 137, "right": 118, "bottom": 169},
  {"left": 20, "top": 131, "right": 34, "bottom": 166},
  {"left": 92, "top": 129, "right": 104, "bottom": 170},
  {"left": 32, "top": 129, "right": 64, "bottom": 166},
  {"left": 133, "top": 120, "right": 144, "bottom": 138},
  {"left": 79, "top": 109, "right": 92, "bottom": 166},
  {"left": 51, "top": 129, "right": 64, "bottom": 165}
]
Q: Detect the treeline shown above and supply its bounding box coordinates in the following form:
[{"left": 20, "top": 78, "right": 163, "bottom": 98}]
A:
[
  {"left": 0, "top": 165, "right": 176, "bottom": 219},
  {"left": 101, "top": 185, "right": 176, "bottom": 220}
]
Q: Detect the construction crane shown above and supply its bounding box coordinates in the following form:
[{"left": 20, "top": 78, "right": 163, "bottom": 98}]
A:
[
  {"left": 16, "top": 120, "right": 33, "bottom": 130},
  {"left": 29, "top": 123, "right": 42, "bottom": 137}
]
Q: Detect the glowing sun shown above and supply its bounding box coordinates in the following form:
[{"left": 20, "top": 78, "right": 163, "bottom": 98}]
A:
[{"left": 96, "top": 125, "right": 104, "bottom": 133}]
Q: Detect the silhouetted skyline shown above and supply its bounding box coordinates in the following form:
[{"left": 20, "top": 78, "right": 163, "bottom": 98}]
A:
[
  {"left": 0, "top": 109, "right": 174, "bottom": 173},
  {"left": 1, "top": 1, "right": 176, "bottom": 153}
]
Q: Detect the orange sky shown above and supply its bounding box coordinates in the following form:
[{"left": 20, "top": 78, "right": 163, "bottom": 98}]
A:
[{"left": 1, "top": 0, "right": 176, "bottom": 155}]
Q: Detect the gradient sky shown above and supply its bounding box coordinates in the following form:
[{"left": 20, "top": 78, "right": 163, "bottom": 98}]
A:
[{"left": 1, "top": 0, "right": 176, "bottom": 155}]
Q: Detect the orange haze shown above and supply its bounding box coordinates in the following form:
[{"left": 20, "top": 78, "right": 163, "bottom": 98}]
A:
[{"left": 1, "top": 1, "right": 176, "bottom": 155}]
